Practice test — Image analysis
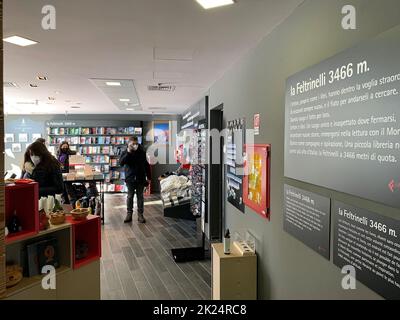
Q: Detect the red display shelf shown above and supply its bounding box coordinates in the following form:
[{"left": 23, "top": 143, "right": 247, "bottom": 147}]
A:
[
  {"left": 66, "top": 215, "right": 101, "bottom": 269},
  {"left": 5, "top": 182, "right": 39, "bottom": 245}
]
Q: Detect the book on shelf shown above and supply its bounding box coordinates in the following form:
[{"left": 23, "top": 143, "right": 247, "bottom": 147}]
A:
[
  {"left": 105, "top": 174, "right": 110, "bottom": 183},
  {"left": 111, "top": 158, "right": 118, "bottom": 167},
  {"left": 115, "top": 184, "right": 126, "bottom": 192}
]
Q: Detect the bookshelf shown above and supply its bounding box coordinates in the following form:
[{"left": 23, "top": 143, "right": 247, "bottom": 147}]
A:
[{"left": 47, "top": 125, "right": 143, "bottom": 193}]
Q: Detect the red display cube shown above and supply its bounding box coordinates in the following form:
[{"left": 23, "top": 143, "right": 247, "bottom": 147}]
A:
[
  {"left": 66, "top": 215, "right": 101, "bottom": 269},
  {"left": 5, "top": 182, "right": 39, "bottom": 244}
]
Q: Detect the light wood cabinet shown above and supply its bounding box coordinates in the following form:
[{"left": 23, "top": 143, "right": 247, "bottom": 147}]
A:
[
  {"left": 57, "top": 260, "right": 100, "bottom": 300},
  {"left": 212, "top": 243, "right": 257, "bottom": 300}
]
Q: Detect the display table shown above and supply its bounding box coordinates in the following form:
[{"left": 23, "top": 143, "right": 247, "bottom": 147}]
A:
[
  {"left": 63, "top": 175, "right": 105, "bottom": 224},
  {"left": 212, "top": 243, "right": 257, "bottom": 300}
]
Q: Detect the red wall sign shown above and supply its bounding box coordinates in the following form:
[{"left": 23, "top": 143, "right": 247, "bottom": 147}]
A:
[{"left": 243, "top": 144, "right": 271, "bottom": 220}]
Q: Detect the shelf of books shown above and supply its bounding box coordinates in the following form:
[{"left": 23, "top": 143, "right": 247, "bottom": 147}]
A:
[{"left": 47, "top": 125, "right": 143, "bottom": 193}]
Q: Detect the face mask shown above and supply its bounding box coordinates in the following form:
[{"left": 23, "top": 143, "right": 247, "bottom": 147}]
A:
[{"left": 31, "top": 155, "right": 41, "bottom": 166}]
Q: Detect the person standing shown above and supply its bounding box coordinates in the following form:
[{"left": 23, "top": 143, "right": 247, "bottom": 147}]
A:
[
  {"left": 29, "top": 141, "right": 64, "bottom": 198},
  {"left": 57, "top": 141, "right": 77, "bottom": 173},
  {"left": 56, "top": 141, "right": 78, "bottom": 205},
  {"left": 119, "top": 136, "right": 151, "bottom": 223},
  {"left": 21, "top": 146, "right": 35, "bottom": 179}
]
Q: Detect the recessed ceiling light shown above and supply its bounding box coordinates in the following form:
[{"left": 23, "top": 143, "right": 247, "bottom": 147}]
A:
[
  {"left": 55, "top": 90, "right": 61, "bottom": 94},
  {"left": 119, "top": 98, "right": 130, "bottom": 102},
  {"left": 30, "top": 84, "right": 38, "bottom": 88},
  {"left": 4, "top": 82, "right": 19, "bottom": 88},
  {"left": 37, "top": 75, "right": 48, "bottom": 81},
  {"left": 106, "top": 81, "right": 121, "bottom": 86},
  {"left": 3, "top": 35, "right": 38, "bottom": 46},
  {"left": 196, "top": 0, "right": 234, "bottom": 9},
  {"left": 126, "top": 108, "right": 134, "bottom": 111},
  {"left": 48, "top": 97, "right": 56, "bottom": 101}
]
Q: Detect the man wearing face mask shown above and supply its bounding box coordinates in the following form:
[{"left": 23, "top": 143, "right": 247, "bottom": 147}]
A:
[
  {"left": 119, "top": 136, "right": 151, "bottom": 223},
  {"left": 29, "top": 141, "right": 64, "bottom": 198}
]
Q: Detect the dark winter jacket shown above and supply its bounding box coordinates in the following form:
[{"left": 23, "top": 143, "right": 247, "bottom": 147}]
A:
[
  {"left": 119, "top": 145, "right": 151, "bottom": 184},
  {"left": 31, "top": 166, "right": 64, "bottom": 197}
]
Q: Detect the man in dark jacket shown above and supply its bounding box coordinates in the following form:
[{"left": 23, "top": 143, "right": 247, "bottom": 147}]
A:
[{"left": 119, "top": 136, "right": 151, "bottom": 223}]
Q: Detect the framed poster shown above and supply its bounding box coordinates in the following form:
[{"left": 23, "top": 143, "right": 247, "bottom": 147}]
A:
[
  {"left": 5, "top": 133, "right": 14, "bottom": 143},
  {"left": 226, "top": 118, "right": 246, "bottom": 213},
  {"left": 153, "top": 121, "right": 169, "bottom": 144},
  {"left": 11, "top": 143, "right": 22, "bottom": 153},
  {"left": 32, "top": 133, "right": 42, "bottom": 142},
  {"left": 243, "top": 144, "right": 271, "bottom": 219},
  {"left": 19, "top": 133, "right": 28, "bottom": 143}
]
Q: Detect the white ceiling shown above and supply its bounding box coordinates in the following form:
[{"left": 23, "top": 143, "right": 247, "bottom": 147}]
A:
[{"left": 4, "top": 0, "right": 303, "bottom": 115}]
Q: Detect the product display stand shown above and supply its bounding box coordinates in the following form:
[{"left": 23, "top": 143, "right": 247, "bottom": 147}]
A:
[{"left": 171, "top": 118, "right": 208, "bottom": 263}]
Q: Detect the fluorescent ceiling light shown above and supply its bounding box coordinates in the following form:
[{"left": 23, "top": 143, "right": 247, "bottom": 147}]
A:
[
  {"left": 196, "top": 0, "right": 234, "bottom": 9},
  {"left": 119, "top": 98, "right": 130, "bottom": 102},
  {"left": 126, "top": 108, "right": 134, "bottom": 111},
  {"left": 106, "top": 81, "right": 121, "bottom": 86},
  {"left": 3, "top": 35, "right": 38, "bottom": 46}
]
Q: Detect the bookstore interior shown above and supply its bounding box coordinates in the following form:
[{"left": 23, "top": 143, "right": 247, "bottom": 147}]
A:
[{"left": 1, "top": 0, "right": 400, "bottom": 302}]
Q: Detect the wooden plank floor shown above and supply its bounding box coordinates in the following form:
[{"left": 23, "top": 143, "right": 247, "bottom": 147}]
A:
[{"left": 100, "top": 194, "right": 211, "bottom": 300}]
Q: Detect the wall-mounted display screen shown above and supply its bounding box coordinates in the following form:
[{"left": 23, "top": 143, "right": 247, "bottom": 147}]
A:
[{"left": 284, "top": 25, "right": 400, "bottom": 208}]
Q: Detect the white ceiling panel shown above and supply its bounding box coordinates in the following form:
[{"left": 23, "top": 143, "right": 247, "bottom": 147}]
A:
[{"left": 4, "top": 0, "right": 303, "bottom": 114}]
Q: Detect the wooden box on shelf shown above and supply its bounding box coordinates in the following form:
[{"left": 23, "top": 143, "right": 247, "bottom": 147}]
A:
[{"left": 5, "top": 183, "right": 39, "bottom": 244}]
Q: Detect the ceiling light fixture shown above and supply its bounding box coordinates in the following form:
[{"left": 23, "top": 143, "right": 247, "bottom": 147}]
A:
[
  {"left": 30, "top": 84, "right": 38, "bottom": 88},
  {"left": 37, "top": 75, "right": 48, "bottom": 81},
  {"left": 106, "top": 81, "right": 121, "bottom": 86},
  {"left": 196, "top": 0, "right": 234, "bottom": 9},
  {"left": 119, "top": 98, "right": 130, "bottom": 102},
  {"left": 71, "top": 106, "right": 80, "bottom": 109},
  {"left": 126, "top": 108, "right": 134, "bottom": 111},
  {"left": 3, "top": 35, "right": 38, "bottom": 47}
]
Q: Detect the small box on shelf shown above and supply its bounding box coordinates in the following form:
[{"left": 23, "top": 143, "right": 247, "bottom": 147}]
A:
[{"left": 5, "top": 183, "right": 39, "bottom": 245}]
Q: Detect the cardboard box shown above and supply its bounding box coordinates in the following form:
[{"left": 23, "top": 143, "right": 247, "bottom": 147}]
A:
[
  {"left": 69, "top": 155, "right": 86, "bottom": 165},
  {"left": 66, "top": 173, "right": 76, "bottom": 181}
]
